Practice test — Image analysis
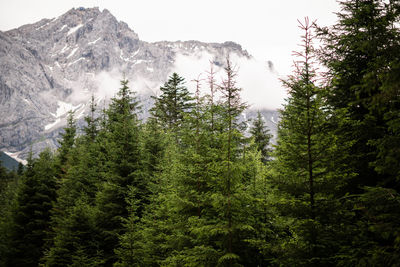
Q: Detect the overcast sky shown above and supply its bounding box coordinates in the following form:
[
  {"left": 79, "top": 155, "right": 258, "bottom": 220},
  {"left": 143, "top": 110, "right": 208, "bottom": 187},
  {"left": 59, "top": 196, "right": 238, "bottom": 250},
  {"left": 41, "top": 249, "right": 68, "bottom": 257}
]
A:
[{"left": 0, "top": 0, "right": 341, "bottom": 109}]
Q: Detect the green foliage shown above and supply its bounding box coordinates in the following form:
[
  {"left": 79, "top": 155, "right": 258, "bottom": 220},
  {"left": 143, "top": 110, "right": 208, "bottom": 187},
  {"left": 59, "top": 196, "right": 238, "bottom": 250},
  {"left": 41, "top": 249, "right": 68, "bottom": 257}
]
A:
[
  {"left": 95, "top": 78, "right": 144, "bottom": 265},
  {"left": 5, "top": 6, "right": 400, "bottom": 264},
  {"left": 318, "top": 0, "right": 400, "bottom": 189},
  {"left": 250, "top": 111, "right": 272, "bottom": 163},
  {"left": 151, "top": 72, "right": 193, "bottom": 131},
  {"left": 0, "top": 166, "right": 19, "bottom": 266},
  {"left": 57, "top": 111, "right": 77, "bottom": 171},
  {"left": 271, "top": 18, "right": 355, "bottom": 265},
  {"left": 336, "top": 187, "right": 400, "bottom": 266},
  {"left": 44, "top": 197, "right": 104, "bottom": 267},
  {"left": 7, "top": 149, "right": 57, "bottom": 266}
]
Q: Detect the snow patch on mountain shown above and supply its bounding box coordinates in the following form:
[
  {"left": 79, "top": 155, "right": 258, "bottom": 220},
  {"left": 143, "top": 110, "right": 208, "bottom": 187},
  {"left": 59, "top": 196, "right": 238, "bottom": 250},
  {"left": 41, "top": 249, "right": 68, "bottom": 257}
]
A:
[
  {"left": 54, "top": 101, "right": 79, "bottom": 118},
  {"left": 58, "top": 24, "right": 68, "bottom": 32},
  {"left": 67, "top": 24, "right": 83, "bottom": 36},
  {"left": 88, "top": 37, "right": 101, "bottom": 45},
  {"left": 66, "top": 47, "right": 79, "bottom": 59},
  {"left": 45, "top": 118, "right": 61, "bottom": 131}
]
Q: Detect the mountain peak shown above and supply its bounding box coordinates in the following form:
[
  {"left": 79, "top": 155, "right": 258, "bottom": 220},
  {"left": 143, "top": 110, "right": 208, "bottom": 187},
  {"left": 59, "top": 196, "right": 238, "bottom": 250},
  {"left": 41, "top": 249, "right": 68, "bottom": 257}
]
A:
[{"left": 0, "top": 7, "right": 262, "bottom": 159}]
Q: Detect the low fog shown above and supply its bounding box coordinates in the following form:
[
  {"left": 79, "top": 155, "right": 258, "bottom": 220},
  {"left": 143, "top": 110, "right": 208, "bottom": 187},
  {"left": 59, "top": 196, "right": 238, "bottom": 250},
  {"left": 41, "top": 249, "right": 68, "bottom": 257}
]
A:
[{"left": 63, "top": 52, "right": 286, "bottom": 112}]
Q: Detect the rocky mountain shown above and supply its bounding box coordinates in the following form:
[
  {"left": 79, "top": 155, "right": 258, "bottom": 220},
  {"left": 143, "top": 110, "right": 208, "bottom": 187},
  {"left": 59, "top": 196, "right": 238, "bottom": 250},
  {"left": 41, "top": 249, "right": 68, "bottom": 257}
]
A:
[{"left": 0, "top": 7, "right": 279, "bottom": 161}]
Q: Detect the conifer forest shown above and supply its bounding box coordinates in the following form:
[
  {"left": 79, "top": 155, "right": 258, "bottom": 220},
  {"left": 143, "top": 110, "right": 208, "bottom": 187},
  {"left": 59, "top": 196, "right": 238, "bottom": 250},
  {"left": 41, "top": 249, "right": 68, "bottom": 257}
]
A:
[{"left": 1, "top": 1, "right": 400, "bottom": 266}]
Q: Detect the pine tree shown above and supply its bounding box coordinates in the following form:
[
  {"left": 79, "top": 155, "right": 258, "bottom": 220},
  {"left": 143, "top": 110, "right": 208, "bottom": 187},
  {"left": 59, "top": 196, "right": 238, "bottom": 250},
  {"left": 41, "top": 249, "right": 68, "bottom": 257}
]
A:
[
  {"left": 217, "top": 57, "right": 247, "bottom": 265},
  {"left": 84, "top": 95, "right": 99, "bottom": 142},
  {"left": 123, "top": 137, "right": 182, "bottom": 266},
  {"left": 44, "top": 197, "right": 104, "bottom": 267}
]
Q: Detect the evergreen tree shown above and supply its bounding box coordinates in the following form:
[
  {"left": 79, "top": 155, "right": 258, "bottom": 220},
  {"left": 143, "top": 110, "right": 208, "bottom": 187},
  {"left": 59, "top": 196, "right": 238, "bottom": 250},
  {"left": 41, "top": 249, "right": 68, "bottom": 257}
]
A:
[
  {"left": 151, "top": 72, "right": 193, "bottom": 131},
  {"left": 318, "top": 0, "right": 400, "bottom": 190},
  {"left": 0, "top": 166, "right": 19, "bottom": 267},
  {"left": 249, "top": 111, "right": 272, "bottom": 163},
  {"left": 44, "top": 100, "right": 106, "bottom": 266},
  {"left": 44, "top": 197, "right": 104, "bottom": 267},
  {"left": 95, "top": 78, "right": 143, "bottom": 265},
  {"left": 84, "top": 95, "right": 100, "bottom": 142},
  {"left": 7, "top": 149, "right": 57, "bottom": 267},
  {"left": 318, "top": 1, "right": 400, "bottom": 264},
  {"left": 56, "top": 111, "right": 76, "bottom": 173},
  {"left": 272, "top": 18, "right": 353, "bottom": 265}
]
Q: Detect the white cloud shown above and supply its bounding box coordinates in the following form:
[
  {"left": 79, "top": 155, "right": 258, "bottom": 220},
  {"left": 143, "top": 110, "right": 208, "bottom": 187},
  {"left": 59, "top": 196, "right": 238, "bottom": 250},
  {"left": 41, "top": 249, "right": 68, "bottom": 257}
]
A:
[
  {"left": 170, "top": 51, "right": 286, "bottom": 110},
  {"left": 93, "top": 70, "right": 121, "bottom": 100}
]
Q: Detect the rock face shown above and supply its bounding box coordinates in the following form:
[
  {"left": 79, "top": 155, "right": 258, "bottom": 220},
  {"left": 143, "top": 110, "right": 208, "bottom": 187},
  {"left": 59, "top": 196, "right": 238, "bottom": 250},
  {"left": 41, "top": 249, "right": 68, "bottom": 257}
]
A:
[{"left": 0, "top": 7, "right": 278, "bottom": 160}]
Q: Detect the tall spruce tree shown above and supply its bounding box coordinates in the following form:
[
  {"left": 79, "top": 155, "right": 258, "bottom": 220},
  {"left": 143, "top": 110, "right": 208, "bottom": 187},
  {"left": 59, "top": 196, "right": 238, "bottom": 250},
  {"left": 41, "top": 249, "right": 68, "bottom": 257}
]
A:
[
  {"left": 318, "top": 0, "right": 400, "bottom": 264},
  {"left": 0, "top": 166, "right": 19, "bottom": 267},
  {"left": 250, "top": 111, "right": 272, "bottom": 164},
  {"left": 95, "top": 78, "right": 143, "bottom": 265},
  {"left": 151, "top": 72, "right": 193, "bottom": 131},
  {"left": 318, "top": 0, "right": 400, "bottom": 190},
  {"left": 272, "top": 18, "right": 353, "bottom": 265},
  {"left": 56, "top": 111, "right": 76, "bottom": 174},
  {"left": 7, "top": 149, "right": 57, "bottom": 267},
  {"left": 44, "top": 101, "right": 104, "bottom": 266}
]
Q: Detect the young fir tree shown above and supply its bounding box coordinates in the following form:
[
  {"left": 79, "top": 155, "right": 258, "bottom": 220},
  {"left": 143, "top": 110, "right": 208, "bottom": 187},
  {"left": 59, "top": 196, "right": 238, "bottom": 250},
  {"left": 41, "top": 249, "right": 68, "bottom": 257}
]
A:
[
  {"left": 7, "top": 149, "right": 57, "bottom": 267},
  {"left": 272, "top": 18, "right": 353, "bottom": 265},
  {"left": 115, "top": 116, "right": 169, "bottom": 267},
  {"left": 116, "top": 78, "right": 206, "bottom": 266},
  {"left": 56, "top": 111, "right": 76, "bottom": 175},
  {"left": 44, "top": 196, "right": 104, "bottom": 267},
  {"left": 250, "top": 111, "right": 272, "bottom": 164},
  {"left": 167, "top": 58, "right": 258, "bottom": 266},
  {"left": 84, "top": 95, "right": 100, "bottom": 142},
  {"left": 151, "top": 72, "right": 193, "bottom": 131},
  {"left": 120, "top": 136, "right": 182, "bottom": 266}
]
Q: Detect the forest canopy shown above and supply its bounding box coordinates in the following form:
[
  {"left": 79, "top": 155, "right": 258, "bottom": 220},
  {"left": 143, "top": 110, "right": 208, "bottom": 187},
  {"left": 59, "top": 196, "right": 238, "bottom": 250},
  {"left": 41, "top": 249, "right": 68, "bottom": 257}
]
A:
[{"left": 1, "top": 1, "right": 400, "bottom": 266}]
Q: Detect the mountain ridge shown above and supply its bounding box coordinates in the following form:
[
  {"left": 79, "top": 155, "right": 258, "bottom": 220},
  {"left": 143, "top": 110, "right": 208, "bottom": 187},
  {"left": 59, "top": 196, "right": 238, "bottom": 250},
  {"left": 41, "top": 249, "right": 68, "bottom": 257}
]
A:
[{"left": 0, "top": 7, "right": 278, "bottom": 160}]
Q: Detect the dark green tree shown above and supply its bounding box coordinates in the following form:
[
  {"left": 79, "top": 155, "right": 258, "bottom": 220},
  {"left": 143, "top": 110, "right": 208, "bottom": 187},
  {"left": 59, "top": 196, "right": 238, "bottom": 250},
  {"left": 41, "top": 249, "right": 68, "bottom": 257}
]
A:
[
  {"left": 84, "top": 95, "right": 100, "bottom": 142},
  {"left": 0, "top": 166, "right": 19, "bottom": 267},
  {"left": 95, "top": 78, "right": 143, "bottom": 265},
  {"left": 318, "top": 1, "right": 400, "bottom": 264},
  {"left": 318, "top": 0, "right": 400, "bottom": 190},
  {"left": 44, "top": 197, "right": 104, "bottom": 266},
  {"left": 56, "top": 111, "right": 76, "bottom": 172},
  {"left": 151, "top": 72, "right": 193, "bottom": 130},
  {"left": 44, "top": 100, "right": 106, "bottom": 266},
  {"left": 250, "top": 111, "right": 272, "bottom": 163},
  {"left": 7, "top": 149, "right": 57, "bottom": 267},
  {"left": 272, "top": 18, "right": 353, "bottom": 266}
]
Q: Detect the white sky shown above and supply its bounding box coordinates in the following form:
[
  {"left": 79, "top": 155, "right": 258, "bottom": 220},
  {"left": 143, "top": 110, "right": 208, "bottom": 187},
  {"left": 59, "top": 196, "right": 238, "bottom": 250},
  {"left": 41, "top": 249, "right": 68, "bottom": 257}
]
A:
[{"left": 0, "top": 0, "right": 341, "bottom": 109}]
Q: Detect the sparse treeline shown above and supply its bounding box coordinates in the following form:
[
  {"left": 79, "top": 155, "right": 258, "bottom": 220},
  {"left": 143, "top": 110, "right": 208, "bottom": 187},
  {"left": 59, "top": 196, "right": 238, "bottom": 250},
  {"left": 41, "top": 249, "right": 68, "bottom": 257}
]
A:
[{"left": 1, "top": 0, "right": 400, "bottom": 266}]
